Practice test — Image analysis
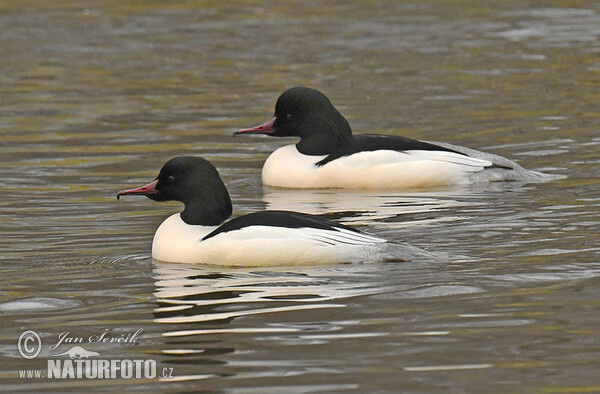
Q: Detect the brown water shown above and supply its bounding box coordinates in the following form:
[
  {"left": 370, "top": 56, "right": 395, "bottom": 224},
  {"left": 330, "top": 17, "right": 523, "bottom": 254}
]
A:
[{"left": 1, "top": 1, "right": 599, "bottom": 391}]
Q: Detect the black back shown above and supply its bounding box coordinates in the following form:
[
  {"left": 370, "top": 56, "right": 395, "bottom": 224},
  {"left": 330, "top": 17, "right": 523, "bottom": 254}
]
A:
[
  {"left": 202, "top": 210, "right": 361, "bottom": 241},
  {"left": 316, "top": 134, "right": 464, "bottom": 166}
]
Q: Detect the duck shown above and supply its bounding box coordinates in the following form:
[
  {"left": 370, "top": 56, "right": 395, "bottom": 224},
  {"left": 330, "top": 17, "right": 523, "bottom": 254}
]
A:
[
  {"left": 235, "top": 86, "right": 552, "bottom": 189},
  {"left": 117, "top": 156, "right": 430, "bottom": 266}
]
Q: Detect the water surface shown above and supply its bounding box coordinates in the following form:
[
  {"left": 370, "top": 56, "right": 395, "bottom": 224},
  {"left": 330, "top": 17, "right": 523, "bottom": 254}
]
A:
[{"left": 1, "top": 1, "right": 599, "bottom": 391}]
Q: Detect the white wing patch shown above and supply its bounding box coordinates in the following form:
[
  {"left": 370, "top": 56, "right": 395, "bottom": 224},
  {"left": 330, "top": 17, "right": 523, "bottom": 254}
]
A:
[
  {"left": 404, "top": 150, "right": 493, "bottom": 172},
  {"left": 210, "top": 225, "right": 387, "bottom": 247},
  {"left": 302, "top": 227, "right": 388, "bottom": 246}
]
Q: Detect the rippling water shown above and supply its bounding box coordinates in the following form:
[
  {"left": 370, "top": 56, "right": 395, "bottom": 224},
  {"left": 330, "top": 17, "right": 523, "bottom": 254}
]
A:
[{"left": 1, "top": 1, "right": 599, "bottom": 391}]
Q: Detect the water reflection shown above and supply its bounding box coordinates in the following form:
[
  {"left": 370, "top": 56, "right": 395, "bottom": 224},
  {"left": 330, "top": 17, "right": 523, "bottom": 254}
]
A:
[
  {"left": 261, "top": 184, "right": 538, "bottom": 230},
  {"left": 152, "top": 261, "right": 405, "bottom": 383},
  {"left": 262, "top": 188, "right": 465, "bottom": 226},
  {"left": 1, "top": 0, "right": 599, "bottom": 391},
  {"left": 153, "top": 262, "right": 384, "bottom": 331}
]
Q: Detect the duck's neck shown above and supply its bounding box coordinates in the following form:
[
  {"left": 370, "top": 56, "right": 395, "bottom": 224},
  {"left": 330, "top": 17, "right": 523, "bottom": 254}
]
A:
[
  {"left": 181, "top": 202, "right": 231, "bottom": 226},
  {"left": 296, "top": 113, "right": 353, "bottom": 156},
  {"left": 180, "top": 185, "right": 233, "bottom": 226},
  {"left": 297, "top": 133, "right": 352, "bottom": 156}
]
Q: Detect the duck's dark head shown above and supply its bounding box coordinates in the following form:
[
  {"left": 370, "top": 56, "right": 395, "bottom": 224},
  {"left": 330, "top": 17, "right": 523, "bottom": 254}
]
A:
[
  {"left": 117, "top": 156, "right": 232, "bottom": 226},
  {"left": 235, "top": 87, "right": 353, "bottom": 155}
]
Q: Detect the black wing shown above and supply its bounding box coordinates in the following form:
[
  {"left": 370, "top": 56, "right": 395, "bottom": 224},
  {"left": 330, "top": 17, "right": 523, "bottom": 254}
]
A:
[
  {"left": 316, "top": 134, "right": 463, "bottom": 166},
  {"left": 317, "top": 134, "right": 512, "bottom": 169},
  {"left": 202, "top": 210, "right": 363, "bottom": 241}
]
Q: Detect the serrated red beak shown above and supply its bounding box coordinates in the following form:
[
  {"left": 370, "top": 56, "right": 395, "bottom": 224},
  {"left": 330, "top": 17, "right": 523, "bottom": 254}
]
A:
[
  {"left": 117, "top": 179, "right": 159, "bottom": 200},
  {"left": 234, "top": 116, "right": 276, "bottom": 136}
]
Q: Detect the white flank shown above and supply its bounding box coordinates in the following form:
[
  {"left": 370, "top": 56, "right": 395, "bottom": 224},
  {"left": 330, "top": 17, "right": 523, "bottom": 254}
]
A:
[
  {"left": 261, "top": 145, "right": 494, "bottom": 189},
  {"left": 151, "top": 213, "right": 389, "bottom": 266}
]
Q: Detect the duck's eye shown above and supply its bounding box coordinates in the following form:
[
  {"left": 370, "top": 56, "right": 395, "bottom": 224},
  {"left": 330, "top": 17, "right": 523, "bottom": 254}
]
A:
[
  {"left": 166, "top": 175, "right": 175, "bottom": 184},
  {"left": 285, "top": 113, "right": 292, "bottom": 120}
]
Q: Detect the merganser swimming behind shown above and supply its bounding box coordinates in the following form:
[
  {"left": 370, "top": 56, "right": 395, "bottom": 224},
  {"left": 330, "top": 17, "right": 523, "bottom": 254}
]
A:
[
  {"left": 235, "top": 87, "right": 554, "bottom": 189},
  {"left": 117, "top": 156, "right": 430, "bottom": 266}
]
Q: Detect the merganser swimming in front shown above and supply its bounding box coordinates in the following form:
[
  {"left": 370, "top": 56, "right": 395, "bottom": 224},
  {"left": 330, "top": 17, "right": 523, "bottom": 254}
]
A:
[
  {"left": 235, "top": 87, "right": 552, "bottom": 189},
  {"left": 117, "top": 156, "right": 429, "bottom": 266}
]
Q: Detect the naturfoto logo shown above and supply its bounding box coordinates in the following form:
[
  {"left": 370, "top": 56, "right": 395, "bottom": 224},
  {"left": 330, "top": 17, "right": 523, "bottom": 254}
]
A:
[{"left": 17, "top": 329, "right": 171, "bottom": 380}]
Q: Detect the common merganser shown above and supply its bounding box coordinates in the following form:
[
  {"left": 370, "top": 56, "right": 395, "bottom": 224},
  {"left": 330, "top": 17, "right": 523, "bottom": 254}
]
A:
[
  {"left": 117, "top": 156, "right": 429, "bottom": 266},
  {"left": 235, "top": 87, "right": 552, "bottom": 189}
]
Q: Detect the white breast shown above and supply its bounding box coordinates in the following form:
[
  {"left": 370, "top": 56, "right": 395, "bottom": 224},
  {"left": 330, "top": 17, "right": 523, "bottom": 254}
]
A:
[
  {"left": 151, "top": 213, "right": 216, "bottom": 264},
  {"left": 261, "top": 144, "right": 493, "bottom": 189}
]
